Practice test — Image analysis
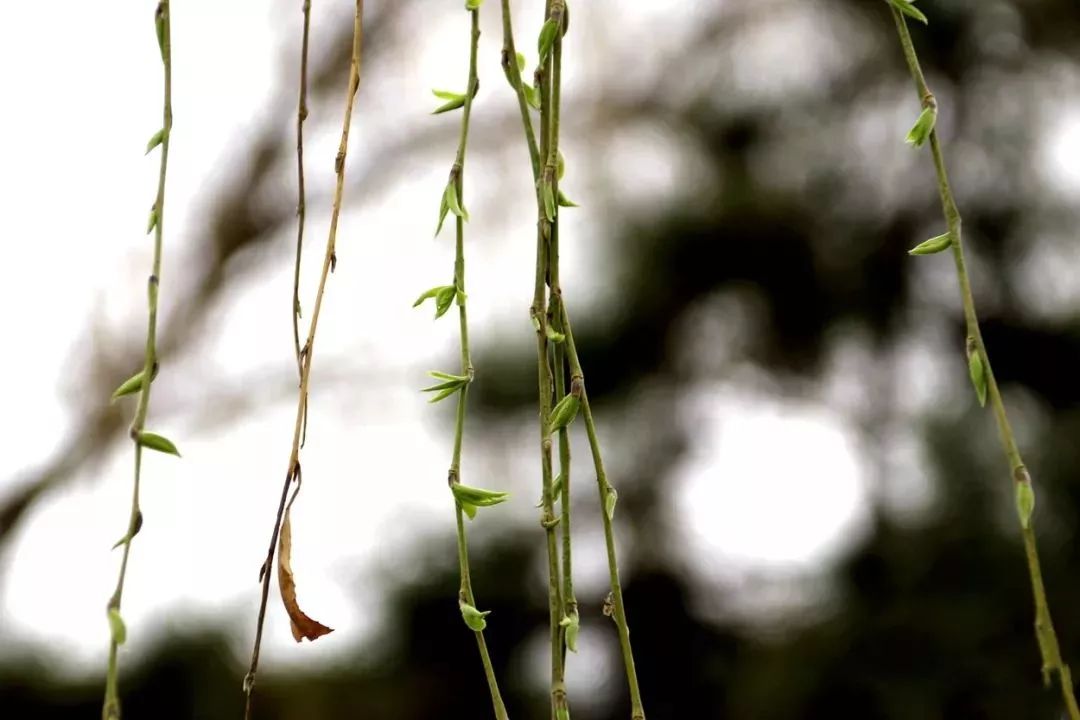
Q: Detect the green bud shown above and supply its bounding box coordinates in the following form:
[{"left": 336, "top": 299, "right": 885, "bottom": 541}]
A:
[
  {"left": 155, "top": 3, "right": 168, "bottom": 61},
  {"left": 111, "top": 509, "right": 144, "bottom": 550},
  {"left": 557, "top": 151, "right": 566, "bottom": 180},
  {"left": 138, "top": 431, "right": 180, "bottom": 457},
  {"left": 966, "top": 337, "right": 987, "bottom": 408},
  {"left": 560, "top": 610, "right": 580, "bottom": 653},
  {"left": 444, "top": 180, "right": 469, "bottom": 221},
  {"left": 605, "top": 486, "right": 618, "bottom": 520},
  {"left": 908, "top": 231, "right": 951, "bottom": 256},
  {"left": 1016, "top": 478, "right": 1035, "bottom": 530},
  {"left": 466, "top": 0, "right": 484, "bottom": 8},
  {"left": 888, "top": 0, "right": 929, "bottom": 25},
  {"left": 549, "top": 394, "right": 580, "bottom": 431},
  {"left": 145, "top": 128, "right": 167, "bottom": 155},
  {"left": 556, "top": 708, "right": 570, "bottom": 720},
  {"left": 516, "top": 52, "right": 526, "bottom": 73},
  {"left": 460, "top": 601, "right": 490, "bottom": 631},
  {"left": 905, "top": 104, "right": 937, "bottom": 148},
  {"left": 538, "top": 18, "right": 559, "bottom": 65},
  {"left": 546, "top": 324, "right": 565, "bottom": 343},
  {"left": 108, "top": 607, "right": 127, "bottom": 646},
  {"left": 146, "top": 206, "right": 158, "bottom": 234}
]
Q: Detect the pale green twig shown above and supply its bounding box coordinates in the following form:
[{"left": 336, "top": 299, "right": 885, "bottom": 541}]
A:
[
  {"left": 889, "top": 6, "right": 1079, "bottom": 718},
  {"left": 444, "top": 6, "right": 509, "bottom": 719},
  {"left": 102, "top": 4, "right": 175, "bottom": 719}
]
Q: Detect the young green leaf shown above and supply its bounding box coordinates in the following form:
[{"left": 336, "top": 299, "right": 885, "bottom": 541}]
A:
[
  {"left": 432, "top": 95, "right": 467, "bottom": 114},
  {"left": 413, "top": 285, "right": 453, "bottom": 308},
  {"left": 111, "top": 370, "right": 147, "bottom": 402},
  {"left": 905, "top": 104, "right": 937, "bottom": 147},
  {"left": 888, "top": 0, "right": 929, "bottom": 25},
  {"left": 451, "top": 483, "right": 510, "bottom": 509},
  {"left": 541, "top": 178, "right": 556, "bottom": 222},
  {"left": 557, "top": 189, "right": 579, "bottom": 208},
  {"left": 523, "top": 83, "right": 541, "bottom": 111},
  {"left": 434, "top": 285, "right": 456, "bottom": 319},
  {"left": 538, "top": 17, "right": 559, "bottom": 65},
  {"left": 461, "top": 502, "right": 477, "bottom": 520},
  {"left": 444, "top": 180, "right": 469, "bottom": 221},
  {"left": 108, "top": 607, "right": 127, "bottom": 646},
  {"left": 428, "top": 370, "right": 470, "bottom": 383},
  {"left": 138, "top": 431, "right": 181, "bottom": 457},
  {"left": 435, "top": 189, "right": 451, "bottom": 237},
  {"left": 146, "top": 206, "right": 159, "bottom": 235},
  {"left": 549, "top": 393, "right": 580, "bottom": 431},
  {"left": 145, "top": 128, "right": 167, "bottom": 155},
  {"left": 908, "top": 231, "right": 951, "bottom": 256},
  {"left": 459, "top": 601, "right": 491, "bottom": 631}
]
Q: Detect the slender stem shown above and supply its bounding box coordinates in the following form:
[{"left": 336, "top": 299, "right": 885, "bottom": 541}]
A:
[
  {"left": 890, "top": 9, "right": 1079, "bottom": 718},
  {"left": 444, "top": 9, "right": 509, "bottom": 719},
  {"left": 500, "top": 2, "right": 644, "bottom": 716},
  {"left": 243, "top": 3, "right": 364, "bottom": 717},
  {"left": 560, "top": 307, "right": 645, "bottom": 720},
  {"left": 547, "top": 13, "right": 577, "bottom": 664},
  {"left": 102, "top": 4, "right": 173, "bottom": 718},
  {"left": 294, "top": 0, "right": 313, "bottom": 447}
]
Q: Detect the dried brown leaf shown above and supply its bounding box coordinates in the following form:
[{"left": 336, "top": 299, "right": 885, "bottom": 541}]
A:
[{"left": 277, "top": 486, "right": 333, "bottom": 643}]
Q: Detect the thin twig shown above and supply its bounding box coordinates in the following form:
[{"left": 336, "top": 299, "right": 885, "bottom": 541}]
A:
[
  {"left": 101, "top": 4, "right": 174, "bottom": 718},
  {"left": 294, "top": 0, "right": 313, "bottom": 447},
  {"left": 243, "top": 3, "right": 364, "bottom": 717},
  {"left": 889, "top": 7, "right": 1079, "bottom": 718},
  {"left": 446, "top": 7, "right": 509, "bottom": 719}
]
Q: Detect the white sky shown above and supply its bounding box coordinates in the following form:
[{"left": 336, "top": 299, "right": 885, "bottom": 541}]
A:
[{"left": 0, "top": 0, "right": 1075, "bottom": 684}]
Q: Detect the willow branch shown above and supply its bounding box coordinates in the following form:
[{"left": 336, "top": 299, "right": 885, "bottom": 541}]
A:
[
  {"left": 890, "top": 7, "right": 1079, "bottom": 718},
  {"left": 294, "top": 0, "right": 313, "bottom": 447},
  {"left": 243, "top": 2, "right": 364, "bottom": 717}
]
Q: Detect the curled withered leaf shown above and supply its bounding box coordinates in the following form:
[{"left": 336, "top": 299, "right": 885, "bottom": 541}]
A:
[{"left": 277, "top": 485, "right": 333, "bottom": 643}]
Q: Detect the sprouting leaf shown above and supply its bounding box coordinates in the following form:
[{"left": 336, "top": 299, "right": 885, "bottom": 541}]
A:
[
  {"left": 523, "top": 83, "right": 541, "bottom": 111},
  {"left": 145, "top": 128, "right": 167, "bottom": 155},
  {"left": 557, "top": 151, "right": 566, "bottom": 180},
  {"left": 108, "top": 607, "right": 127, "bottom": 646},
  {"left": 428, "top": 370, "right": 470, "bottom": 383},
  {"left": 461, "top": 502, "right": 477, "bottom": 519},
  {"left": 546, "top": 324, "right": 565, "bottom": 343},
  {"left": 138, "top": 431, "right": 181, "bottom": 457},
  {"left": 278, "top": 486, "right": 334, "bottom": 643},
  {"left": 1016, "top": 479, "right": 1035, "bottom": 529},
  {"left": 111, "top": 510, "right": 144, "bottom": 550},
  {"left": 557, "top": 189, "right": 579, "bottom": 208},
  {"left": 908, "top": 231, "right": 951, "bottom": 256},
  {"left": 435, "top": 189, "right": 451, "bottom": 237},
  {"left": 557, "top": 708, "right": 570, "bottom": 720},
  {"left": 444, "top": 180, "right": 469, "bottom": 221},
  {"left": 465, "top": 0, "right": 484, "bottom": 9},
  {"left": 516, "top": 52, "right": 526, "bottom": 73},
  {"left": 421, "top": 372, "right": 470, "bottom": 403},
  {"left": 905, "top": 104, "right": 937, "bottom": 147},
  {"left": 538, "top": 17, "right": 559, "bottom": 65},
  {"left": 111, "top": 370, "right": 147, "bottom": 402},
  {"left": 887, "top": 0, "right": 929, "bottom": 25},
  {"left": 155, "top": 3, "right": 168, "bottom": 61},
  {"left": 560, "top": 610, "right": 580, "bottom": 653},
  {"left": 460, "top": 601, "right": 491, "bottom": 631},
  {"left": 605, "top": 485, "right": 618, "bottom": 520},
  {"left": 146, "top": 206, "right": 158, "bottom": 235},
  {"left": 549, "top": 394, "right": 580, "bottom": 431},
  {"left": 966, "top": 337, "right": 987, "bottom": 408},
  {"left": 435, "top": 285, "right": 456, "bottom": 319},
  {"left": 451, "top": 483, "right": 510, "bottom": 510},
  {"left": 431, "top": 89, "right": 467, "bottom": 115}
]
